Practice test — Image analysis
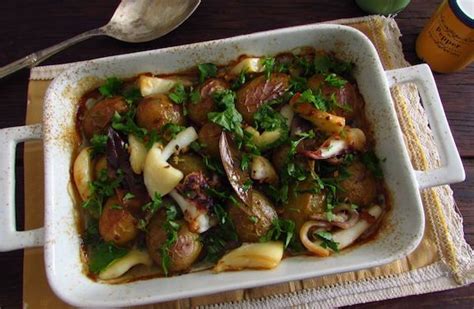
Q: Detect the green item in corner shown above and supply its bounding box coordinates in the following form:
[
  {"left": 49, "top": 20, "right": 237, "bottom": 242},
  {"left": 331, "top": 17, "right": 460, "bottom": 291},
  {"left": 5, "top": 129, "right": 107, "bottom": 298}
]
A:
[{"left": 355, "top": 0, "right": 411, "bottom": 15}]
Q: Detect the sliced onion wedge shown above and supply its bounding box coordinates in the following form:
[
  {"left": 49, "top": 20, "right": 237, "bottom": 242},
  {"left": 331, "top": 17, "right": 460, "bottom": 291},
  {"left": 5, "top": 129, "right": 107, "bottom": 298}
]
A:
[
  {"left": 73, "top": 147, "right": 93, "bottom": 201},
  {"left": 98, "top": 249, "right": 152, "bottom": 280},
  {"left": 214, "top": 241, "right": 284, "bottom": 273}
]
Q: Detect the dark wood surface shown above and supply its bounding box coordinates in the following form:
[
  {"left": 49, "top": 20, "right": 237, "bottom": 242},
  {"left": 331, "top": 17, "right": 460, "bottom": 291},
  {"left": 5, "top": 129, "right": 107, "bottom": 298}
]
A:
[{"left": 0, "top": 0, "right": 472, "bottom": 308}]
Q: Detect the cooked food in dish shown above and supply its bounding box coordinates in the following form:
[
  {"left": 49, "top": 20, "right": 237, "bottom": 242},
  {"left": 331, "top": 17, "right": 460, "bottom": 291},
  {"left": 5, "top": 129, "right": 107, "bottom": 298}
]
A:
[{"left": 73, "top": 47, "right": 388, "bottom": 281}]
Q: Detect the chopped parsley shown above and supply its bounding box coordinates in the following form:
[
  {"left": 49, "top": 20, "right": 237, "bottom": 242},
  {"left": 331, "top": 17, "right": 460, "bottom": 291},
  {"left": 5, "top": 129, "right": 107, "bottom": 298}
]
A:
[
  {"left": 299, "top": 89, "right": 331, "bottom": 112},
  {"left": 122, "top": 192, "right": 135, "bottom": 201},
  {"left": 83, "top": 219, "right": 100, "bottom": 246},
  {"left": 99, "top": 77, "right": 122, "bottom": 97},
  {"left": 161, "top": 123, "right": 185, "bottom": 139},
  {"left": 289, "top": 76, "right": 308, "bottom": 93},
  {"left": 112, "top": 111, "right": 147, "bottom": 139},
  {"left": 315, "top": 231, "right": 339, "bottom": 252},
  {"left": 260, "top": 218, "right": 296, "bottom": 249},
  {"left": 361, "top": 151, "right": 384, "bottom": 179},
  {"left": 198, "top": 63, "right": 218, "bottom": 83},
  {"left": 203, "top": 155, "right": 225, "bottom": 176},
  {"left": 123, "top": 87, "right": 142, "bottom": 105},
  {"left": 168, "top": 83, "right": 187, "bottom": 104},
  {"left": 82, "top": 169, "right": 123, "bottom": 217},
  {"left": 263, "top": 130, "right": 315, "bottom": 204},
  {"left": 89, "top": 242, "right": 128, "bottom": 274},
  {"left": 90, "top": 134, "right": 108, "bottom": 157},
  {"left": 242, "top": 179, "right": 253, "bottom": 192},
  {"left": 190, "top": 88, "right": 201, "bottom": 104},
  {"left": 253, "top": 104, "right": 288, "bottom": 132},
  {"left": 159, "top": 203, "right": 181, "bottom": 276},
  {"left": 141, "top": 192, "right": 163, "bottom": 215},
  {"left": 249, "top": 215, "right": 258, "bottom": 223},
  {"left": 202, "top": 203, "right": 238, "bottom": 263},
  {"left": 240, "top": 153, "right": 252, "bottom": 171},
  {"left": 231, "top": 70, "right": 247, "bottom": 90},
  {"left": 294, "top": 56, "right": 315, "bottom": 77},
  {"left": 314, "top": 54, "right": 353, "bottom": 76},
  {"left": 261, "top": 57, "right": 276, "bottom": 79},
  {"left": 208, "top": 89, "right": 244, "bottom": 137},
  {"left": 324, "top": 73, "right": 347, "bottom": 88}
]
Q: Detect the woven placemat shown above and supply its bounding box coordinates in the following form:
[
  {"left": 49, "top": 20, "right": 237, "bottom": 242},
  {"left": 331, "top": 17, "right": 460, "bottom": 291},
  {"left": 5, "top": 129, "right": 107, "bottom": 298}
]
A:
[{"left": 23, "top": 15, "right": 473, "bottom": 308}]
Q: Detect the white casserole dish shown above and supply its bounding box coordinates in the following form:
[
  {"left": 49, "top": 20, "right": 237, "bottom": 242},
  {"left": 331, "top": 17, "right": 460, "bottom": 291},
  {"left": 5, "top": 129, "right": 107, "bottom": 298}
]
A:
[{"left": 0, "top": 24, "right": 465, "bottom": 307}]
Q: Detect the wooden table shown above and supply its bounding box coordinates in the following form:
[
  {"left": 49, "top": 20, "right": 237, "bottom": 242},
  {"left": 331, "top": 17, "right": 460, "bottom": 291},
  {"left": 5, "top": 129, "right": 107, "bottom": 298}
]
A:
[{"left": 0, "top": 0, "right": 472, "bottom": 307}]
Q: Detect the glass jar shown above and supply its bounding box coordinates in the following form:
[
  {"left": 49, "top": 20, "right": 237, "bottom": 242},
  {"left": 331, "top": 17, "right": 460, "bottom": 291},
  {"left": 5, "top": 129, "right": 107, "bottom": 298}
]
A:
[{"left": 416, "top": 0, "right": 474, "bottom": 73}]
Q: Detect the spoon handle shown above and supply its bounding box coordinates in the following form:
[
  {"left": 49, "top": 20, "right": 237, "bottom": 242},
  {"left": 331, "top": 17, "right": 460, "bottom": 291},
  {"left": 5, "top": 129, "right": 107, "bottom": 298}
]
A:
[{"left": 0, "top": 28, "right": 104, "bottom": 79}]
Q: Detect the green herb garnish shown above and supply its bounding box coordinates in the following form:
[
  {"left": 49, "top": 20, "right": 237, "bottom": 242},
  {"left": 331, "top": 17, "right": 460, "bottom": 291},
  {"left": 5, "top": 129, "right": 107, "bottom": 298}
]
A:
[
  {"left": 159, "top": 203, "right": 180, "bottom": 276},
  {"left": 142, "top": 192, "right": 163, "bottom": 214},
  {"left": 90, "top": 134, "right": 108, "bottom": 157},
  {"left": 315, "top": 231, "right": 339, "bottom": 252},
  {"left": 89, "top": 242, "right": 128, "bottom": 274},
  {"left": 324, "top": 73, "right": 347, "bottom": 88},
  {"left": 261, "top": 57, "right": 275, "bottom": 79},
  {"left": 208, "top": 89, "right": 244, "bottom": 137},
  {"left": 260, "top": 218, "right": 296, "bottom": 248},
  {"left": 168, "top": 83, "right": 187, "bottom": 104},
  {"left": 99, "top": 77, "right": 123, "bottom": 97},
  {"left": 361, "top": 151, "right": 384, "bottom": 179},
  {"left": 198, "top": 63, "right": 218, "bottom": 83}
]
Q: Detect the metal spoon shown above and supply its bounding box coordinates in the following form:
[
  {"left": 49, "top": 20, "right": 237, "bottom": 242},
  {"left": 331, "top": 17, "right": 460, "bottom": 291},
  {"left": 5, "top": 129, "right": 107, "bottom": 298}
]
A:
[{"left": 0, "top": 0, "right": 200, "bottom": 79}]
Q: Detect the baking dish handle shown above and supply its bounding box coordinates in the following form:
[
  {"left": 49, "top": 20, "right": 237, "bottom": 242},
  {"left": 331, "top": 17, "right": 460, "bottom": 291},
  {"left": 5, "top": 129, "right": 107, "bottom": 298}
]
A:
[
  {"left": 0, "top": 124, "right": 44, "bottom": 251},
  {"left": 385, "top": 64, "right": 465, "bottom": 189}
]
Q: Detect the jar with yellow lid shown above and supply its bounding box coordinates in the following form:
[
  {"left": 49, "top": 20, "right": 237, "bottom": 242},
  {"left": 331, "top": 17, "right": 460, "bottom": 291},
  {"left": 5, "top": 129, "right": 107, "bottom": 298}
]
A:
[{"left": 416, "top": 0, "right": 474, "bottom": 73}]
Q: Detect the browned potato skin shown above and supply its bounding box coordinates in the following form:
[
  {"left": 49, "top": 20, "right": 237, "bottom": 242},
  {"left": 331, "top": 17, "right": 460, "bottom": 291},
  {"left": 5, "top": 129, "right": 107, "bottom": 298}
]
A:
[
  {"left": 187, "top": 79, "right": 229, "bottom": 126},
  {"left": 283, "top": 180, "right": 326, "bottom": 231},
  {"left": 94, "top": 155, "right": 108, "bottom": 179},
  {"left": 307, "top": 74, "right": 363, "bottom": 120},
  {"left": 236, "top": 73, "right": 290, "bottom": 124},
  {"left": 228, "top": 191, "right": 278, "bottom": 242},
  {"left": 136, "top": 94, "right": 185, "bottom": 132},
  {"left": 337, "top": 161, "right": 377, "bottom": 206},
  {"left": 198, "top": 122, "right": 222, "bottom": 157},
  {"left": 99, "top": 196, "right": 138, "bottom": 246},
  {"left": 82, "top": 97, "right": 128, "bottom": 139},
  {"left": 170, "top": 153, "right": 207, "bottom": 176},
  {"left": 271, "top": 144, "right": 290, "bottom": 173},
  {"left": 146, "top": 215, "right": 202, "bottom": 273}
]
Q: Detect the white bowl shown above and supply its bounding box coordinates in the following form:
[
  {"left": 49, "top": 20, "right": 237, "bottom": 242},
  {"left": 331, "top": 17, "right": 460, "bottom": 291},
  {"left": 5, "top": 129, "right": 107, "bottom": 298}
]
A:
[{"left": 0, "top": 24, "right": 465, "bottom": 307}]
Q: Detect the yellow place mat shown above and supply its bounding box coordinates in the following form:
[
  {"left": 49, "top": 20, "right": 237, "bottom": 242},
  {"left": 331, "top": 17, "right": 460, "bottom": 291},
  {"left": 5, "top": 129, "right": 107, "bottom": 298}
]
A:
[{"left": 23, "top": 15, "right": 473, "bottom": 308}]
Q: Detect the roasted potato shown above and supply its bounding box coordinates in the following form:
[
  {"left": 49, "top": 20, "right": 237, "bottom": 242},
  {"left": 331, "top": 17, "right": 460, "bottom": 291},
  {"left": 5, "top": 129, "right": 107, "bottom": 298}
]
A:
[
  {"left": 307, "top": 74, "right": 363, "bottom": 120},
  {"left": 283, "top": 180, "right": 326, "bottom": 231},
  {"left": 136, "top": 94, "right": 185, "bottom": 132},
  {"left": 337, "top": 160, "right": 377, "bottom": 206},
  {"left": 83, "top": 97, "right": 128, "bottom": 138},
  {"left": 198, "top": 122, "right": 222, "bottom": 157},
  {"left": 228, "top": 191, "right": 278, "bottom": 242},
  {"left": 94, "top": 155, "right": 108, "bottom": 179},
  {"left": 236, "top": 73, "right": 290, "bottom": 124},
  {"left": 99, "top": 196, "right": 138, "bottom": 246},
  {"left": 271, "top": 144, "right": 290, "bottom": 173},
  {"left": 170, "top": 153, "right": 207, "bottom": 176},
  {"left": 187, "top": 78, "right": 229, "bottom": 126},
  {"left": 146, "top": 214, "right": 202, "bottom": 273}
]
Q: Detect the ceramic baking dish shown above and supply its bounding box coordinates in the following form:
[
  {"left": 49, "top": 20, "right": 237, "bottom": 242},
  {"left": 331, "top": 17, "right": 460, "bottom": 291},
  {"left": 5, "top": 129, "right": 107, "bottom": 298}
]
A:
[{"left": 0, "top": 24, "right": 465, "bottom": 307}]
